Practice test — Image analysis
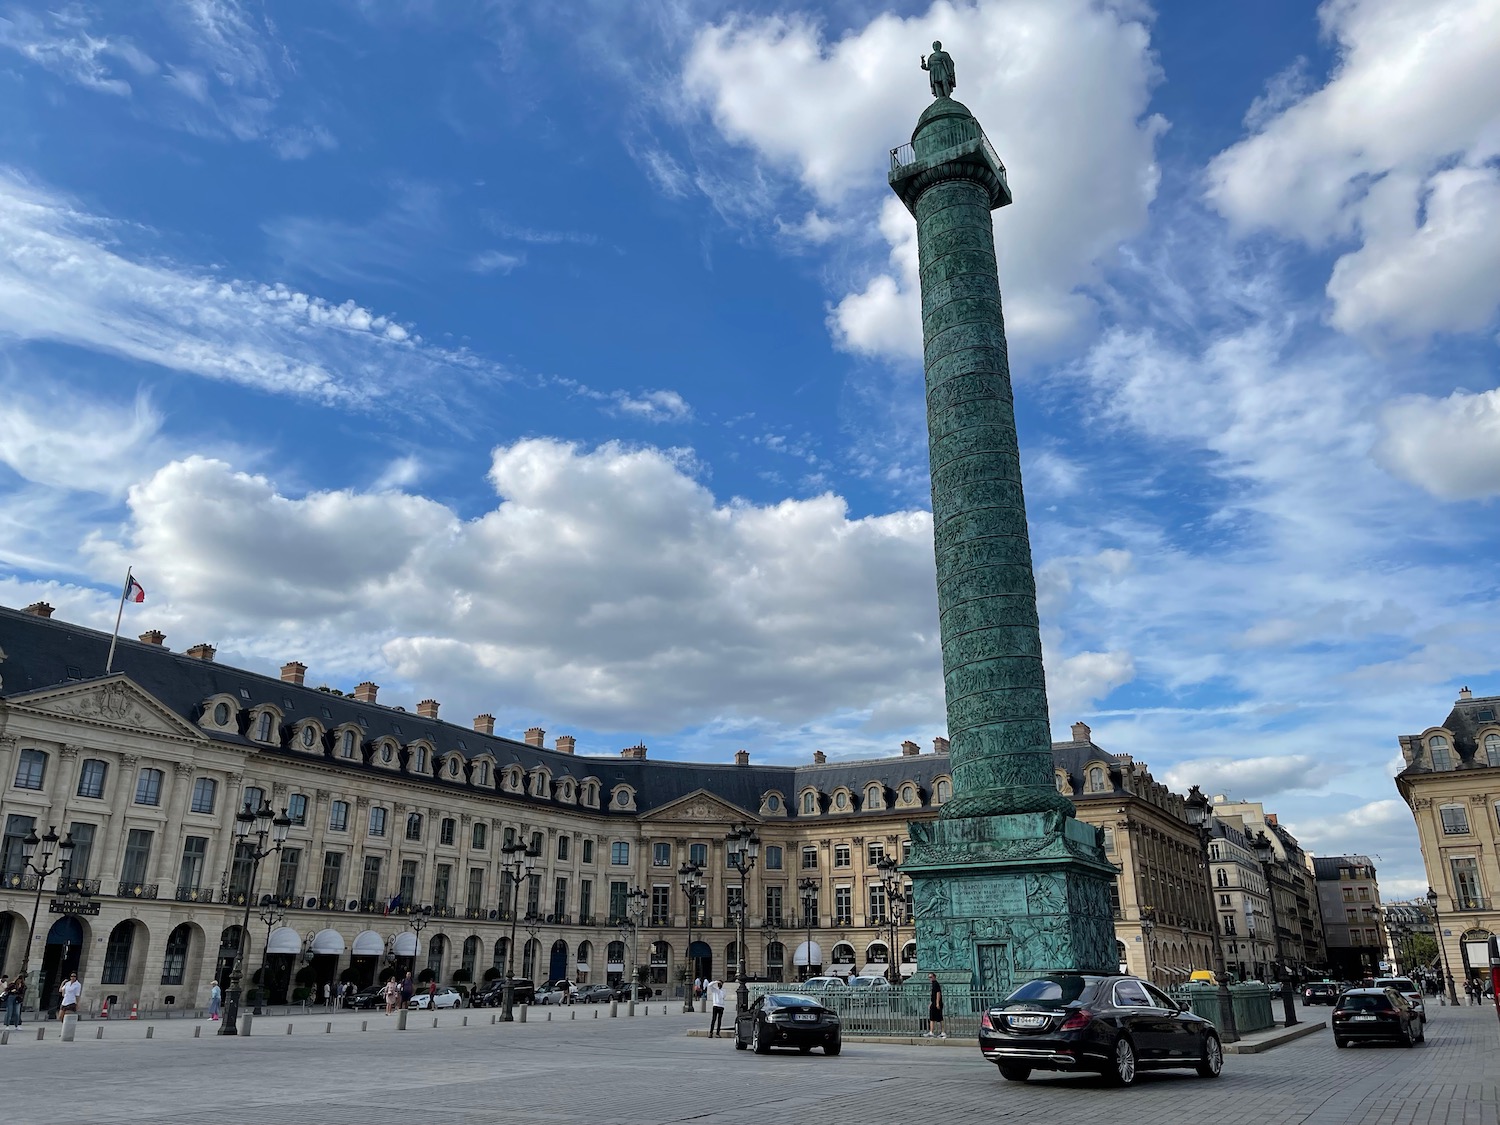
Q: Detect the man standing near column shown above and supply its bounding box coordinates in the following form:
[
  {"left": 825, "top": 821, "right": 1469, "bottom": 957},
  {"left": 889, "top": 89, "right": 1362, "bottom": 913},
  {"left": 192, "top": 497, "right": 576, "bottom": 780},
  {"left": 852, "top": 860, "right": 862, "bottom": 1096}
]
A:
[{"left": 707, "top": 979, "right": 726, "bottom": 1038}]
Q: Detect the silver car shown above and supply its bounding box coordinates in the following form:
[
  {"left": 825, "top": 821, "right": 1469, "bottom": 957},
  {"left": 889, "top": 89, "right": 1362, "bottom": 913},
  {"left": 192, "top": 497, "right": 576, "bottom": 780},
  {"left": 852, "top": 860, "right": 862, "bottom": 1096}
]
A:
[{"left": 1372, "top": 977, "right": 1426, "bottom": 1023}]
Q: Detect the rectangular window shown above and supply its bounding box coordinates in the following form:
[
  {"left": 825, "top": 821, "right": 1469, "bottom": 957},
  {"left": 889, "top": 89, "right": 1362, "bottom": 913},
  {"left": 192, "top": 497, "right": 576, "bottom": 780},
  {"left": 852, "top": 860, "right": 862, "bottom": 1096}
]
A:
[
  {"left": 1440, "top": 805, "right": 1471, "bottom": 835},
  {"left": 276, "top": 848, "right": 301, "bottom": 900},
  {"left": 653, "top": 842, "right": 671, "bottom": 867},
  {"left": 765, "top": 885, "right": 783, "bottom": 926},
  {"left": 1, "top": 814, "right": 36, "bottom": 877},
  {"left": 400, "top": 859, "right": 418, "bottom": 904},
  {"left": 467, "top": 867, "right": 484, "bottom": 911},
  {"left": 834, "top": 845, "right": 851, "bottom": 868},
  {"left": 582, "top": 838, "right": 594, "bottom": 864},
  {"left": 801, "top": 846, "right": 818, "bottom": 870},
  {"left": 178, "top": 836, "right": 208, "bottom": 890},
  {"left": 580, "top": 879, "right": 593, "bottom": 922},
  {"left": 473, "top": 822, "right": 487, "bottom": 850},
  {"left": 651, "top": 883, "right": 671, "bottom": 926},
  {"left": 134, "top": 767, "right": 163, "bottom": 806},
  {"left": 440, "top": 818, "right": 456, "bottom": 846},
  {"left": 287, "top": 793, "right": 308, "bottom": 826},
  {"left": 727, "top": 885, "right": 743, "bottom": 921},
  {"left": 801, "top": 886, "right": 818, "bottom": 927},
  {"left": 66, "top": 822, "right": 95, "bottom": 879},
  {"left": 369, "top": 807, "right": 387, "bottom": 837},
  {"left": 434, "top": 864, "right": 452, "bottom": 911},
  {"left": 609, "top": 880, "right": 628, "bottom": 923},
  {"left": 689, "top": 843, "right": 707, "bottom": 867},
  {"left": 1451, "top": 857, "right": 1484, "bottom": 909},
  {"left": 241, "top": 786, "right": 265, "bottom": 814},
  {"left": 121, "top": 829, "right": 153, "bottom": 886},
  {"left": 869, "top": 884, "right": 887, "bottom": 923},
  {"left": 189, "top": 776, "right": 217, "bottom": 814},
  {"left": 13, "top": 748, "right": 46, "bottom": 790},
  {"left": 320, "top": 852, "right": 344, "bottom": 903},
  {"left": 405, "top": 812, "right": 423, "bottom": 841},
  {"left": 554, "top": 875, "right": 569, "bottom": 918},
  {"left": 329, "top": 801, "right": 349, "bottom": 832},
  {"left": 360, "top": 856, "right": 383, "bottom": 903},
  {"left": 503, "top": 827, "right": 515, "bottom": 849},
  {"left": 229, "top": 841, "right": 255, "bottom": 897},
  {"left": 76, "top": 759, "right": 108, "bottom": 799},
  {"left": 834, "top": 886, "right": 852, "bottom": 926},
  {"left": 557, "top": 835, "right": 570, "bottom": 861},
  {"left": 1341, "top": 887, "right": 1355, "bottom": 901},
  {"left": 764, "top": 845, "right": 783, "bottom": 870},
  {"left": 526, "top": 872, "right": 541, "bottom": 917},
  {"left": 611, "top": 841, "right": 630, "bottom": 865},
  {"left": 867, "top": 842, "right": 884, "bottom": 866}
]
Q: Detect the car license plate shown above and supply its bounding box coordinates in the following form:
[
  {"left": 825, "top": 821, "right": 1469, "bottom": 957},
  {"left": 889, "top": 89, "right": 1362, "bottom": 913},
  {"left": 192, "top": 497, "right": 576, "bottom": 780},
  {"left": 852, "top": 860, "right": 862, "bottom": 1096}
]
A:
[
  {"left": 1351, "top": 1014, "right": 1376, "bottom": 1021},
  {"left": 794, "top": 1014, "right": 817, "bottom": 1021},
  {"left": 1009, "top": 1015, "right": 1047, "bottom": 1028}
]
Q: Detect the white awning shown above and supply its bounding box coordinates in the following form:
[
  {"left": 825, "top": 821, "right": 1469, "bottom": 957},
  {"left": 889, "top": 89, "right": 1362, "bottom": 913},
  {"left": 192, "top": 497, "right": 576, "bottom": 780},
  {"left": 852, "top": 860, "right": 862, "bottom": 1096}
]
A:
[
  {"left": 606, "top": 961, "right": 625, "bottom": 972},
  {"left": 310, "top": 928, "right": 346, "bottom": 954},
  {"left": 392, "top": 932, "right": 418, "bottom": 957},
  {"left": 859, "top": 965, "right": 889, "bottom": 977},
  {"left": 352, "top": 930, "right": 384, "bottom": 956},
  {"left": 575, "top": 963, "right": 590, "bottom": 972},
  {"left": 793, "top": 941, "right": 823, "bottom": 967},
  {"left": 900, "top": 962, "right": 917, "bottom": 974},
  {"left": 266, "top": 927, "right": 302, "bottom": 954}
]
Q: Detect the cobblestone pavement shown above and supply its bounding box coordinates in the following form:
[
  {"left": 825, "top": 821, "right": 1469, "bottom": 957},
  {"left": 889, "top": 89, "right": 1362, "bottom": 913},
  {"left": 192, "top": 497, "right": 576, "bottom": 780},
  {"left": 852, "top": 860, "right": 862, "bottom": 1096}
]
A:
[{"left": 2, "top": 1001, "right": 1495, "bottom": 1125}]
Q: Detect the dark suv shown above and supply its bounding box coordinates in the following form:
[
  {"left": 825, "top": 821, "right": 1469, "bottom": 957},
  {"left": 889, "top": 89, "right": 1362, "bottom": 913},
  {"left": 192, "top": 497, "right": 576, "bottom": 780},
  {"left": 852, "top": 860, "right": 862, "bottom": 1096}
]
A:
[
  {"left": 472, "top": 979, "right": 535, "bottom": 1007},
  {"left": 1302, "top": 981, "right": 1339, "bottom": 1005},
  {"left": 1332, "top": 988, "right": 1424, "bottom": 1048}
]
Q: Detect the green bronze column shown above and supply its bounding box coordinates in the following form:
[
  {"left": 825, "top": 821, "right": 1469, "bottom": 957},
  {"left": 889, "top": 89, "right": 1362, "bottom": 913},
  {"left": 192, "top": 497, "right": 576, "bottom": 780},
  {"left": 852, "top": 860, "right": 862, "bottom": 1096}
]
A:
[{"left": 890, "top": 45, "right": 1117, "bottom": 991}]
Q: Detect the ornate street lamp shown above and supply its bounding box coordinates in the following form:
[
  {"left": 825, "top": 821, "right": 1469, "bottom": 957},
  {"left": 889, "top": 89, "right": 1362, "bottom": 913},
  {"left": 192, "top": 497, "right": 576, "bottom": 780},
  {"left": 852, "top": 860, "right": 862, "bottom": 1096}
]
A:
[
  {"left": 679, "top": 862, "right": 704, "bottom": 1012},
  {"left": 1427, "top": 886, "right": 1461, "bottom": 1006},
  {"left": 1252, "top": 830, "right": 1298, "bottom": 1027},
  {"left": 18, "top": 827, "right": 75, "bottom": 1007},
  {"left": 874, "top": 856, "right": 909, "bottom": 985},
  {"left": 1139, "top": 907, "right": 1156, "bottom": 985},
  {"left": 410, "top": 905, "right": 433, "bottom": 986},
  {"left": 220, "top": 800, "right": 292, "bottom": 1036},
  {"left": 797, "top": 876, "right": 818, "bottom": 981},
  {"left": 499, "top": 839, "right": 541, "bottom": 1022},
  {"left": 626, "top": 886, "right": 647, "bottom": 1002},
  {"left": 253, "top": 898, "right": 285, "bottom": 1014},
  {"left": 1183, "top": 785, "right": 1239, "bottom": 1043},
  {"left": 725, "top": 824, "right": 761, "bottom": 1011}
]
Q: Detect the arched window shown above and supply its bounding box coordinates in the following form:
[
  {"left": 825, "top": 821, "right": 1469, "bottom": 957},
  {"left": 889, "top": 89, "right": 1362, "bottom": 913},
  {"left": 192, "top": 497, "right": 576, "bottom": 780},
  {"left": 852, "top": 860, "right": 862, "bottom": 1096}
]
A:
[
  {"left": 256, "top": 712, "right": 273, "bottom": 742},
  {"left": 406, "top": 812, "right": 423, "bottom": 841},
  {"left": 901, "top": 784, "right": 915, "bottom": 804},
  {"left": 1088, "top": 766, "right": 1106, "bottom": 792},
  {"left": 935, "top": 779, "right": 951, "bottom": 804},
  {"left": 161, "top": 923, "right": 193, "bottom": 985},
  {"left": 1429, "top": 736, "right": 1453, "bottom": 770},
  {"left": 341, "top": 730, "right": 356, "bottom": 758},
  {"left": 102, "top": 921, "right": 135, "bottom": 985},
  {"left": 802, "top": 791, "right": 816, "bottom": 814},
  {"left": 1485, "top": 733, "right": 1500, "bottom": 767},
  {"left": 461, "top": 936, "right": 480, "bottom": 979},
  {"left": 426, "top": 934, "right": 446, "bottom": 980},
  {"left": 1216, "top": 868, "right": 1229, "bottom": 887},
  {"left": 448, "top": 757, "right": 460, "bottom": 777},
  {"left": 834, "top": 791, "right": 848, "bottom": 810},
  {"left": 415, "top": 747, "right": 428, "bottom": 773},
  {"left": 478, "top": 761, "right": 490, "bottom": 786},
  {"left": 1055, "top": 772, "right": 1069, "bottom": 794},
  {"left": 866, "top": 785, "right": 882, "bottom": 809}
]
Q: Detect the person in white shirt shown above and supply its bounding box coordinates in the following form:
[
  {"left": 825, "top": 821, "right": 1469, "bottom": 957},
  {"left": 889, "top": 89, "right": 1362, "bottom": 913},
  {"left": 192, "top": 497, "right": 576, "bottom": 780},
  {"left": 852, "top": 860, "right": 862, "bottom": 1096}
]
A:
[
  {"left": 707, "top": 979, "right": 727, "bottom": 1037},
  {"left": 60, "top": 973, "right": 82, "bottom": 1016}
]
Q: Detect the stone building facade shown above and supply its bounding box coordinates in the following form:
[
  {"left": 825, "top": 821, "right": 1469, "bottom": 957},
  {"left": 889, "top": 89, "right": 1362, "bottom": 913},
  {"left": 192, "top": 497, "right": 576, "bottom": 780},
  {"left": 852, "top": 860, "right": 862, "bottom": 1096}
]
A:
[
  {"left": 0, "top": 602, "right": 1214, "bottom": 1013},
  {"left": 1206, "top": 819, "right": 1274, "bottom": 980},
  {"left": 1395, "top": 687, "right": 1500, "bottom": 987},
  {"left": 1311, "top": 854, "right": 1384, "bottom": 979}
]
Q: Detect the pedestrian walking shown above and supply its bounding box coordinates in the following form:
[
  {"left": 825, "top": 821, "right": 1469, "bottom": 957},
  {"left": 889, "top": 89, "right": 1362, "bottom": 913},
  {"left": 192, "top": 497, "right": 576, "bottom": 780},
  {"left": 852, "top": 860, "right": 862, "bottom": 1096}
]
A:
[
  {"left": 4, "top": 975, "right": 26, "bottom": 1027},
  {"left": 427, "top": 978, "right": 437, "bottom": 1009},
  {"left": 383, "top": 977, "right": 398, "bottom": 1015},
  {"left": 925, "top": 972, "right": 945, "bottom": 1038},
  {"left": 400, "top": 972, "right": 415, "bottom": 1009},
  {"left": 208, "top": 980, "right": 222, "bottom": 1020},
  {"left": 344, "top": 981, "right": 355, "bottom": 1009},
  {"left": 707, "top": 978, "right": 726, "bottom": 1037},
  {"left": 323, "top": 981, "right": 332, "bottom": 1010},
  {"left": 60, "top": 973, "right": 82, "bottom": 1017}
]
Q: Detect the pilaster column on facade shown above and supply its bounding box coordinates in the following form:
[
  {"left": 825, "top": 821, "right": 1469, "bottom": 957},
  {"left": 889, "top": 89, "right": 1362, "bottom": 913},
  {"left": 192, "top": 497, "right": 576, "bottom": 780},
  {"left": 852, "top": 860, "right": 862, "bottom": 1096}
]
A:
[
  {"left": 420, "top": 805, "right": 441, "bottom": 906},
  {"left": 307, "top": 789, "right": 333, "bottom": 893},
  {"left": 204, "top": 772, "right": 243, "bottom": 894},
  {"left": 151, "top": 760, "right": 196, "bottom": 885},
  {"left": 97, "top": 753, "right": 141, "bottom": 885},
  {"left": 52, "top": 744, "right": 84, "bottom": 833}
]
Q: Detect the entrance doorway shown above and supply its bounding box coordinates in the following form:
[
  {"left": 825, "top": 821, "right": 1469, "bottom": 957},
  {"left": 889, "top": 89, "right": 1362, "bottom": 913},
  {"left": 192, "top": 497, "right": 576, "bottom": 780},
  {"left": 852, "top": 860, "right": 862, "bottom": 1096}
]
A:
[
  {"left": 688, "top": 940, "right": 711, "bottom": 983},
  {"left": 548, "top": 939, "right": 568, "bottom": 983},
  {"left": 40, "top": 915, "right": 85, "bottom": 1016}
]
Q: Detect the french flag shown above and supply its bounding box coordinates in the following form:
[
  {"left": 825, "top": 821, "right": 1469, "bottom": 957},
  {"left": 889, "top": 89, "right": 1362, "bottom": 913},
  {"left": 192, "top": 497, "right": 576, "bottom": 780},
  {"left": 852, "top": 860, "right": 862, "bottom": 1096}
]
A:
[{"left": 125, "top": 575, "right": 146, "bottom": 603}]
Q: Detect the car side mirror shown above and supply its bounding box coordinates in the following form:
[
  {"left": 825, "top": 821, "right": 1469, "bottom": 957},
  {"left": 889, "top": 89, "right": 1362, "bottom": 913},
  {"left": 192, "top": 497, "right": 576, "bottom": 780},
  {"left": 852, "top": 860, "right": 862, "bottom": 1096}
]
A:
[{"left": 1178, "top": 999, "right": 1189, "bottom": 1012}]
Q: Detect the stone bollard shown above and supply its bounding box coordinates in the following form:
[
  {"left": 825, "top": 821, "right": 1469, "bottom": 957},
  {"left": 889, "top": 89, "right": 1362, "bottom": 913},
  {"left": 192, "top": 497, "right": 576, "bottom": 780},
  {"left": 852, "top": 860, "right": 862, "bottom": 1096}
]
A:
[
  {"left": 0, "top": 1031, "right": 8, "bottom": 1045},
  {"left": 36, "top": 1028, "right": 45, "bottom": 1041},
  {"left": 610, "top": 1001, "right": 618, "bottom": 1018},
  {"left": 627, "top": 1001, "right": 635, "bottom": 1017},
  {"left": 61, "top": 1014, "right": 77, "bottom": 1042},
  {"left": 432, "top": 1018, "right": 438, "bottom": 1028},
  {"left": 490, "top": 1014, "right": 496, "bottom": 1025},
  {"left": 571, "top": 1010, "right": 576, "bottom": 1020},
  {"left": 361, "top": 1020, "right": 368, "bottom": 1032},
  {"left": 97, "top": 1027, "right": 105, "bottom": 1039},
  {"left": 594, "top": 1009, "right": 598, "bottom": 1019},
  {"left": 547, "top": 1011, "right": 552, "bottom": 1022},
  {"left": 242, "top": 1012, "right": 254, "bottom": 1036},
  {"left": 286, "top": 1024, "right": 293, "bottom": 1035},
  {"left": 325, "top": 1022, "right": 332, "bottom": 1034},
  {"left": 396, "top": 1009, "right": 407, "bottom": 1031},
  {"left": 145, "top": 1027, "right": 153, "bottom": 1039},
  {"left": 462, "top": 1016, "right": 468, "bottom": 1027},
  {"left": 518, "top": 1006, "right": 527, "bottom": 1023},
  {"left": 194, "top": 1026, "right": 201, "bottom": 1038}
]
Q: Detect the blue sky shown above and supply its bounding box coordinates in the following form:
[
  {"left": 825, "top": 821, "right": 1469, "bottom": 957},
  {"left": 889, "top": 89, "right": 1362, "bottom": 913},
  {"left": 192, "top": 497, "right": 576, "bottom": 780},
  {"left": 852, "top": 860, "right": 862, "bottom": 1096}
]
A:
[{"left": 2, "top": 0, "right": 1498, "bottom": 899}]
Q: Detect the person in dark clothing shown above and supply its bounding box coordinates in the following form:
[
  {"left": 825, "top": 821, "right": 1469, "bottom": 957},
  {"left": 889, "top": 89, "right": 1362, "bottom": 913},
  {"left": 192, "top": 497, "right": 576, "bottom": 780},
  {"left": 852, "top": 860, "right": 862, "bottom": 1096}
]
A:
[{"left": 925, "top": 972, "right": 945, "bottom": 1038}]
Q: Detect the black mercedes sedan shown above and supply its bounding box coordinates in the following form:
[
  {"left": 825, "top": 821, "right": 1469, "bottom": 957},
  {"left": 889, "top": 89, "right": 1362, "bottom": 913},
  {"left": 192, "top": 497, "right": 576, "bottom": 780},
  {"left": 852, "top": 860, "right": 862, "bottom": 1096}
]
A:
[
  {"left": 1331, "top": 988, "right": 1424, "bottom": 1047},
  {"left": 733, "top": 993, "right": 842, "bottom": 1055},
  {"left": 978, "top": 973, "right": 1222, "bottom": 1085}
]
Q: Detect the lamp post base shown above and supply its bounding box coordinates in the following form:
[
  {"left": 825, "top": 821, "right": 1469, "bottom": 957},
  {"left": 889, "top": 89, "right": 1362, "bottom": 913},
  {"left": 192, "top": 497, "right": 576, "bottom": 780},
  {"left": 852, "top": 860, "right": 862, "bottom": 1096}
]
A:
[
  {"left": 1279, "top": 979, "right": 1298, "bottom": 1027},
  {"left": 1215, "top": 983, "right": 1240, "bottom": 1044},
  {"left": 500, "top": 978, "right": 515, "bottom": 1023}
]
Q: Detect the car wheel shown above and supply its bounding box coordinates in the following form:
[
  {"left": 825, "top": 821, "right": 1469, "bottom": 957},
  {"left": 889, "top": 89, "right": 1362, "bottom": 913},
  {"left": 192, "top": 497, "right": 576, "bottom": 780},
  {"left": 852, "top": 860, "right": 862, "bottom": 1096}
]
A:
[
  {"left": 825, "top": 1039, "right": 841, "bottom": 1056},
  {"left": 752, "top": 1024, "right": 770, "bottom": 1054},
  {"left": 733, "top": 1029, "right": 748, "bottom": 1050},
  {"left": 997, "top": 1064, "right": 1031, "bottom": 1082},
  {"left": 1334, "top": 1037, "right": 1347, "bottom": 1048},
  {"left": 1197, "top": 1033, "right": 1223, "bottom": 1078},
  {"left": 1401, "top": 1022, "right": 1415, "bottom": 1048},
  {"left": 1107, "top": 1036, "right": 1137, "bottom": 1087}
]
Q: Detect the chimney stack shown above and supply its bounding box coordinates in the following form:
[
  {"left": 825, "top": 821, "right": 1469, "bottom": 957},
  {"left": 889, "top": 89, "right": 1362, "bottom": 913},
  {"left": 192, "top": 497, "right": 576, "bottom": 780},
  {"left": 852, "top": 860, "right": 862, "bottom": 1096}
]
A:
[
  {"left": 281, "top": 661, "right": 307, "bottom": 686},
  {"left": 621, "top": 744, "right": 647, "bottom": 759},
  {"left": 1459, "top": 686, "right": 1473, "bottom": 700},
  {"left": 932, "top": 736, "right": 949, "bottom": 755},
  {"left": 524, "top": 727, "right": 545, "bottom": 748},
  {"left": 473, "top": 713, "right": 496, "bottom": 735},
  {"left": 1071, "top": 721, "right": 1092, "bottom": 742},
  {"left": 556, "top": 735, "right": 576, "bottom": 755},
  {"left": 22, "top": 602, "right": 54, "bottom": 618},
  {"left": 185, "top": 643, "right": 216, "bottom": 662},
  {"left": 417, "top": 699, "right": 440, "bottom": 719},
  {"left": 813, "top": 750, "right": 826, "bottom": 765},
  {"left": 138, "top": 630, "right": 166, "bottom": 646},
  {"left": 901, "top": 740, "right": 920, "bottom": 757},
  {"left": 735, "top": 749, "right": 750, "bottom": 766},
  {"left": 353, "top": 681, "right": 379, "bottom": 703}
]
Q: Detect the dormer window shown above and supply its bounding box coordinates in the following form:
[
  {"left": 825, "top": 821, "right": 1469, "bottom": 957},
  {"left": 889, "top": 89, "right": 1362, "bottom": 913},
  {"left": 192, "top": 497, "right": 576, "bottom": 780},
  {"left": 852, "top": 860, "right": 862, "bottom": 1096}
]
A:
[
  {"left": 256, "top": 712, "right": 273, "bottom": 742},
  {"left": 866, "top": 785, "right": 882, "bottom": 809},
  {"left": 300, "top": 725, "right": 317, "bottom": 749},
  {"left": 448, "top": 757, "right": 460, "bottom": 778},
  {"left": 1428, "top": 736, "right": 1453, "bottom": 770},
  {"left": 415, "top": 747, "right": 428, "bottom": 773},
  {"left": 935, "top": 779, "right": 951, "bottom": 804},
  {"left": 213, "top": 702, "right": 230, "bottom": 725},
  {"left": 1485, "top": 733, "right": 1500, "bottom": 767},
  {"left": 1088, "top": 766, "right": 1106, "bottom": 793},
  {"left": 477, "top": 761, "right": 490, "bottom": 786},
  {"left": 341, "top": 730, "right": 356, "bottom": 759},
  {"left": 802, "top": 791, "right": 817, "bottom": 814}
]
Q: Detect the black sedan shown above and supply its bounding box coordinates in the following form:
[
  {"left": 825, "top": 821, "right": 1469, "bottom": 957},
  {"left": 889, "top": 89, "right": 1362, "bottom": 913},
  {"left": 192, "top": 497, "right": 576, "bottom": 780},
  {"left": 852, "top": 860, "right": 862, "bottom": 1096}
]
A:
[
  {"left": 733, "top": 993, "right": 841, "bottom": 1055},
  {"left": 347, "top": 986, "right": 387, "bottom": 1010},
  {"left": 1332, "top": 988, "right": 1424, "bottom": 1048},
  {"left": 979, "top": 973, "right": 1222, "bottom": 1085},
  {"left": 470, "top": 979, "right": 535, "bottom": 1008},
  {"left": 1302, "top": 981, "right": 1339, "bottom": 1005}
]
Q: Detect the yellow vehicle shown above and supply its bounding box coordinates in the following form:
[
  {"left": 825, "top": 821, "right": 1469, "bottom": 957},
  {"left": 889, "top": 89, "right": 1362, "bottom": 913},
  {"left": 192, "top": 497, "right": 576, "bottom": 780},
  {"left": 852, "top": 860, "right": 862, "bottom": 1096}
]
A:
[{"left": 1189, "top": 970, "right": 1219, "bottom": 985}]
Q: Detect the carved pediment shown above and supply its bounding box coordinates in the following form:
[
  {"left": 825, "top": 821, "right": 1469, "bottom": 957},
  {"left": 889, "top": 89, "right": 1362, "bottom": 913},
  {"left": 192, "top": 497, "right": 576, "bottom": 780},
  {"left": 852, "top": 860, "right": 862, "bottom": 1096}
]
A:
[
  {"left": 8, "top": 675, "right": 206, "bottom": 743},
  {"left": 639, "top": 788, "right": 757, "bottom": 827}
]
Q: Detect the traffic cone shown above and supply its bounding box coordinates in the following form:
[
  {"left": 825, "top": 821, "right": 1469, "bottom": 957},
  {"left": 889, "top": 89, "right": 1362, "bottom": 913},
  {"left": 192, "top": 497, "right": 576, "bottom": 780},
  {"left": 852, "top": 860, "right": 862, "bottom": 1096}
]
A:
[
  {"left": 100, "top": 998, "right": 109, "bottom": 1019},
  {"left": 129, "top": 1001, "right": 138, "bottom": 1020}
]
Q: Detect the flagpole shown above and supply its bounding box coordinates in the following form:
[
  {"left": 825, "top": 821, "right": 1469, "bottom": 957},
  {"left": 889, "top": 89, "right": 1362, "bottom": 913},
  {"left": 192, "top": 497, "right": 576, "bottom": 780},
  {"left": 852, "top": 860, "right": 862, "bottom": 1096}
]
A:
[{"left": 104, "top": 567, "right": 132, "bottom": 675}]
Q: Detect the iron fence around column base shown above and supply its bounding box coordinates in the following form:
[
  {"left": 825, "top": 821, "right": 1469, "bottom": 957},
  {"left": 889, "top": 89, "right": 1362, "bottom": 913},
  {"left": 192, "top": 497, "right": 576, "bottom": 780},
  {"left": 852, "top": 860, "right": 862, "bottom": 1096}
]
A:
[{"left": 746, "top": 982, "right": 1012, "bottom": 1039}]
